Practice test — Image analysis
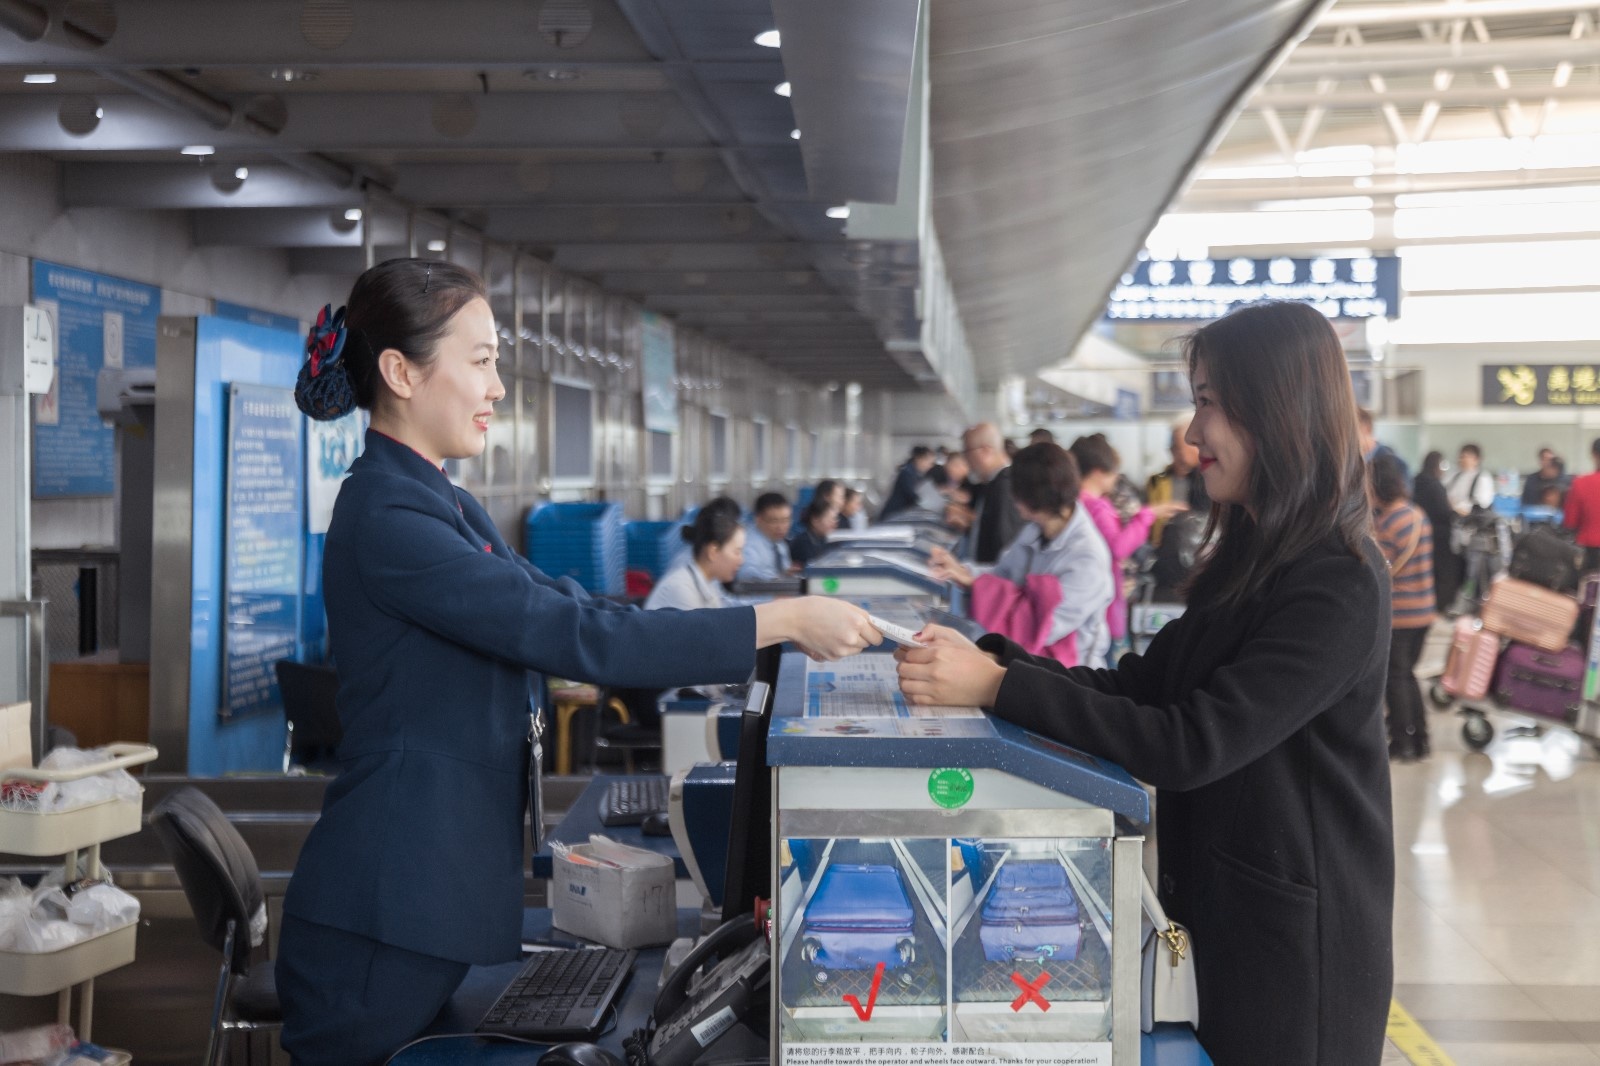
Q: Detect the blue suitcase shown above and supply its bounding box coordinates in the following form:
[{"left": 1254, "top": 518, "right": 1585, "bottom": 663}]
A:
[
  {"left": 978, "top": 860, "right": 1082, "bottom": 962},
  {"left": 799, "top": 864, "right": 917, "bottom": 976}
]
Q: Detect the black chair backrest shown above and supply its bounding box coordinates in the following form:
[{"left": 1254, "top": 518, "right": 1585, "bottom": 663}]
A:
[
  {"left": 275, "top": 660, "right": 343, "bottom": 749},
  {"left": 149, "top": 788, "right": 267, "bottom": 975}
]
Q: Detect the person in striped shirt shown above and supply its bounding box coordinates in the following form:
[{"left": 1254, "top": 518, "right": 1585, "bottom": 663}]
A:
[{"left": 1371, "top": 453, "right": 1437, "bottom": 761}]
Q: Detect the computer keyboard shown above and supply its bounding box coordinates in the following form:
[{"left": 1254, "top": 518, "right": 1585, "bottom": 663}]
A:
[
  {"left": 476, "top": 944, "right": 637, "bottom": 1041},
  {"left": 597, "top": 776, "right": 670, "bottom": 827}
]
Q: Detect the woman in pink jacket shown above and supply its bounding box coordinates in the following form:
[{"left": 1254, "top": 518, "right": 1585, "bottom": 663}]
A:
[{"left": 1070, "top": 434, "right": 1187, "bottom": 663}]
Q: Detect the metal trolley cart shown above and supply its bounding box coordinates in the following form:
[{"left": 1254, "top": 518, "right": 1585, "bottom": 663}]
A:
[{"left": 766, "top": 651, "right": 1147, "bottom": 1064}]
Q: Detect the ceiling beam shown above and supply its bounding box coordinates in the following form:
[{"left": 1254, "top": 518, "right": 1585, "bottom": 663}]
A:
[
  {"left": 596, "top": 270, "right": 829, "bottom": 295},
  {"left": 192, "top": 207, "right": 409, "bottom": 247},
  {"left": 1319, "top": 0, "right": 1600, "bottom": 26},
  {"left": 0, "top": 0, "right": 655, "bottom": 67},
  {"left": 550, "top": 242, "right": 825, "bottom": 273},
  {"left": 1251, "top": 83, "right": 1600, "bottom": 108},
  {"left": 1284, "top": 34, "right": 1599, "bottom": 77},
  {"left": 480, "top": 204, "right": 786, "bottom": 244},
  {"left": 62, "top": 161, "right": 360, "bottom": 209}
]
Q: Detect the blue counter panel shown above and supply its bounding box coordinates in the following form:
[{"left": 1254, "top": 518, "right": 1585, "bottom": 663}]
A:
[{"left": 767, "top": 652, "right": 1149, "bottom": 824}]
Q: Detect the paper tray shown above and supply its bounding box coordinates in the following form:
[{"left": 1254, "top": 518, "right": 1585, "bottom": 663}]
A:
[
  {"left": 0, "top": 744, "right": 156, "bottom": 855},
  {"left": 0, "top": 921, "right": 137, "bottom": 996}
]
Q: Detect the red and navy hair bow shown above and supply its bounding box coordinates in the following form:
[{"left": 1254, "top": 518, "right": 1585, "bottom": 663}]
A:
[{"left": 294, "top": 304, "right": 359, "bottom": 421}]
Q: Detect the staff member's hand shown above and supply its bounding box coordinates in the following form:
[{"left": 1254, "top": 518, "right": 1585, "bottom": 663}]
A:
[
  {"left": 754, "top": 597, "right": 881, "bottom": 661},
  {"left": 896, "top": 633, "right": 1006, "bottom": 707}
]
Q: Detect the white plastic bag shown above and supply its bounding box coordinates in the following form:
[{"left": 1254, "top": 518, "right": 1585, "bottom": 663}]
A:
[
  {"left": 37, "top": 748, "right": 141, "bottom": 812},
  {"left": 66, "top": 884, "right": 138, "bottom": 937}
]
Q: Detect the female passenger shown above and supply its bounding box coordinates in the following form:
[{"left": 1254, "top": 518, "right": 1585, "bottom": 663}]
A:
[
  {"left": 277, "top": 259, "right": 879, "bottom": 1065},
  {"left": 1069, "top": 433, "right": 1187, "bottom": 662},
  {"left": 1371, "top": 452, "right": 1435, "bottom": 761},
  {"left": 897, "top": 302, "right": 1393, "bottom": 1065},
  {"left": 644, "top": 497, "right": 743, "bottom": 611},
  {"left": 927, "top": 443, "right": 1114, "bottom": 669}
]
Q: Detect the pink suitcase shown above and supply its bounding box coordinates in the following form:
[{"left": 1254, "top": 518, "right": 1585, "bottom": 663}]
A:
[
  {"left": 1442, "top": 616, "right": 1498, "bottom": 700},
  {"left": 1480, "top": 577, "right": 1580, "bottom": 653}
]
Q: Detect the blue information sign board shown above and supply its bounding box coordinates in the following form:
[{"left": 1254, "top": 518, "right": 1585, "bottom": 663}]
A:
[
  {"left": 214, "top": 300, "right": 303, "bottom": 336},
  {"left": 30, "top": 261, "right": 160, "bottom": 497},
  {"left": 1105, "top": 255, "right": 1400, "bottom": 321},
  {"left": 222, "top": 383, "right": 304, "bottom": 719}
]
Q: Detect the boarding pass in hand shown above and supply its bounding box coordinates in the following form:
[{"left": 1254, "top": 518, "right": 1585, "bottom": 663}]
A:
[{"left": 868, "top": 615, "right": 926, "bottom": 648}]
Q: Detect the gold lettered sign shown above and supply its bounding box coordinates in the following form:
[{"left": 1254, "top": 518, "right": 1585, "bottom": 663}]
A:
[{"left": 1483, "top": 363, "right": 1600, "bottom": 407}]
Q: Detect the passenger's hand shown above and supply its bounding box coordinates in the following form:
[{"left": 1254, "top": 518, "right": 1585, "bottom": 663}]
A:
[
  {"left": 897, "top": 642, "right": 1007, "bottom": 708},
  {"left": 1151, "top": 501, "right": 1190, "bottom": 521},
  {"left": 912, "top": 623, "right": 981, "bottom": 655},
  {"left": 928, "top": 549, "right": 974, "bottom": 589},
  {"left": 944, "top": 502, "right": 975, "bottom": 531},
  {"left": 787, "top": 597, "right": 881, "bottom": 661}
]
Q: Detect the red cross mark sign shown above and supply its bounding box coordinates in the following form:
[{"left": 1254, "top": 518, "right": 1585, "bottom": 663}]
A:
[{"left": 1010, "top": 970, "right": 1052, "bottom": 1012}]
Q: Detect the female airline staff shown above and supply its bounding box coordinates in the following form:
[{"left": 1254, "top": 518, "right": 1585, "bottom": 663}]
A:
[
  {"left": 277, "top": 258, "right": 879, "bottom": 1065},
  {"left": 897, "top": 302, "right": 1394, "bottom": 1066},
  {"left": 644, "top": 497, "right": 743, "bottom": 611}
]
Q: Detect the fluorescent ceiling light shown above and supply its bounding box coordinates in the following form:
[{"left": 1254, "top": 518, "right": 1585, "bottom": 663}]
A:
[
  {"left": 755, "top": 29, "right": 780, "bottom": 48},
  {"left": 427, "top": 239, "right": 447, "bottom": 252},
  {"left": 22, "top": 73, "right": 55, "bottom": 85},
  {"left": 789, "top": 128, "right": 800, "bottom": 140},
  {"left": 774, "top": 81, "right": 791, "bottom": 97},
  {"left": 233, "top": 166, "right": 249, "bottom": 180},
  {"left": 343, "top": 208, "right": 363, "bottom": 221},
  {"left": 181, "top": 145, "right": 215, "bottom": 156},
  {"left": 825, "top": 206, "right": 850, "bottom": 219}
]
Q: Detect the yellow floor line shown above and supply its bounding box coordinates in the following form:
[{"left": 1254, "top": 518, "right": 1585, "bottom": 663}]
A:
[{"left": 1388, "top": 999, "right": 1457, "bottom": 1066}]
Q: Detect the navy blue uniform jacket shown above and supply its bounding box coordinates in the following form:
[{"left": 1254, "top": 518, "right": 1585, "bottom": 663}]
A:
[
  {"left": 979, "top": 536, "right": 1394, "bottom": 1066},
  {"left": 283, "top": 432, "right": 756, "bottom": 964}
]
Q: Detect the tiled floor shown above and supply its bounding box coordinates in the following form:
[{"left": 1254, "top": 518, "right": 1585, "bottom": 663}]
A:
[{"left": 1382, "top": 626, "right": 1600, "bottom": 1064}]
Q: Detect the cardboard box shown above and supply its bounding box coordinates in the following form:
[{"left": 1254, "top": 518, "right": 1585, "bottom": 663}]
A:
[{"left": 552, "top": 839, "right": 676, "bottom": 949}]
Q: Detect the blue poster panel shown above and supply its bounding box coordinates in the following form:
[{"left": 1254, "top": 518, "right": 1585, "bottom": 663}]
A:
[
  {"left": 214, "top": 300, "right": 303, "bottom": 336},
  {"left": 642, "top": 311, "right": 678, "bottom": 433},
  {"left": 1105, "top": 255, "right": 1400, "bottom": 322},
  {"left": 222, "top": 383, "right": 304, "bottom": 719},
  {"left": 30, "top": 261, "right": 160, "bottom": 497}
]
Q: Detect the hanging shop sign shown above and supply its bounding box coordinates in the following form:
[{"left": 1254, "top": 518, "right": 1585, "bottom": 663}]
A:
[
  {"left": 1105, "top": 255, "right": 1400, "bottom": 322},
  {"left": 1482, "top": 364, "right": 1600, "bottom": 407}
]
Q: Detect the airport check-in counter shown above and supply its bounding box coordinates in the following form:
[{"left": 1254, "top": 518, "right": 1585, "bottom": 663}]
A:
[
  {"left": 805, "top": 548, "right": 962, "bottom": 610},
  {"left": 766, "top": 651, "right": 1148, "bottom": 1064}
]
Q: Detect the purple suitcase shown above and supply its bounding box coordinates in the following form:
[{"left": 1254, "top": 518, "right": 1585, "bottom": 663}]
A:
[
  {"left": 1493, "top": 642, "right": 1585, "bottom": 724},
  {"left": 801, "top": 863, "right": 917, "bottom": 971},
  {"left": 978, "top": 861, "right": 1083, "bottom": 963}
]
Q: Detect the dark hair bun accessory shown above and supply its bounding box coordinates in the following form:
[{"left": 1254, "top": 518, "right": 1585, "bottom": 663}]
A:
[{"left": 295, "top": 304, "right": 357, "bottom": 421}]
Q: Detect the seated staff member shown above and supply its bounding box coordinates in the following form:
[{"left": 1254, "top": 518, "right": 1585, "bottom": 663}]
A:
[
  {"left": 277, "top": 258, "right": 880, "bottom": 1066},
  {"left": 897, "top": 302, "right": 1393, "bottom": 1066},
  {"left": 788, "top": 496, "right": 838, "bottom": 568},
  {"left": 927, "top": 443, "right": 1113, "bottom": 669},
  {"left": 737, "top": 492, "right": 794, "bottom": 580},
  {"left": 645, "top": 497, "right": 743, "bottom": 611},
  {"left": 841, "top": 486, "right": 868, "bottom": 530}
]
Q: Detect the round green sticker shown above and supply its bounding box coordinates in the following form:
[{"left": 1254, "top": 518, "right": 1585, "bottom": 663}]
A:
[
  {"left": 928, "top": 768, "right": 974, "bottom": 809},
  {"left": 821, "top": 577, "right": 840, "bottom": 594}
]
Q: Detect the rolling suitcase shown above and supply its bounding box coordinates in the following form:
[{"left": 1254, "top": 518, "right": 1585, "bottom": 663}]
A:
[
  {"left": 800, "top": 863, "right": 917, "bottom": 972},
  {"left": 1493, "top": 642, "right": 1585, "bottom": 723},
  {"left": 1509, "top": 526, "right": 1582, "bottom": 593},
  {"left": 1441, "top": 616, "right": 1499, "bottom": 700},
  {"left": 1480, "top": 577, "right": 1580, "bottom": 653},
  {"left": 978, "top": 860, "right": 1083, "bottom": 963}
]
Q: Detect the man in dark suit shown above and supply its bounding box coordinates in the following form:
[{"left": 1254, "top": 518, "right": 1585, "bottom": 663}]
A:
[{"left": 950, "top": 422, "right": 1023, "bottom": 565}]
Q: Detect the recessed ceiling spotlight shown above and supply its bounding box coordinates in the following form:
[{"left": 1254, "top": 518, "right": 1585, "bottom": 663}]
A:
[
  {"left": 343, "top": 208, "right": 363, "bottom": 222},
  {"left": 233, "top": 166, "right": 249, "bottom": 180},
  {"left": 23, "top": 73, "right": 55, "bottom": 85},
  {"left": 789, "top": 128, "right": 800, "bottom": 140},
  {"left": 93, "top": 107, "right": 103, "bottom": 119},
  {"left": 826, "top": 205, "right": 850, "bottom": 219},
  {"left": 426, "top": 239, "right": 447, "bottom": 252},
  {"left": 181, "top": 145, "right": 214, "bottom": 156},
  {"left": 754, "top": 30, "right": 780, "bottom": 48},
  {"left": 268, "top": 68, "right": 317, "bottom": 82},
  {"left": 774, "top": 81, "right": 791, "bottom": 97}
]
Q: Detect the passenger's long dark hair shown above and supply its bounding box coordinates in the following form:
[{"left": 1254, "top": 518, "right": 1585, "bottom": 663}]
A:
[{"left": 1184, "top": 302, "right": 1372, "bottom": 609}]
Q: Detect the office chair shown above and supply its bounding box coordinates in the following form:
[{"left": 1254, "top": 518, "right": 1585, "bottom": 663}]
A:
[
  {"left": 591, "top": 687, "right": 663, "bottom": 773},
  {"left": 274, "top": 659, "right": 342, "bottom": 774},
  {"left": 149, "top": 787, "right": 281, "bottom": 1066}
]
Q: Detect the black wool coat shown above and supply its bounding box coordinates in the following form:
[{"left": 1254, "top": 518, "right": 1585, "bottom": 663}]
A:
[{"left": 979, "top": 535, "right": 1394, "bottom": 1066}]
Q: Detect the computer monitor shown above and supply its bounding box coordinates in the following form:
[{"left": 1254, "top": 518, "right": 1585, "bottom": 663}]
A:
[{"left": 719, "top": 643, "right": 781, "bottom": 922}]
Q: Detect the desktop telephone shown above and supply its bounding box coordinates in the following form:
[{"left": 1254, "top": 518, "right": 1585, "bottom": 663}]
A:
[{"left": 622, "top": 914, "right": 770, "bottom": 1066}]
